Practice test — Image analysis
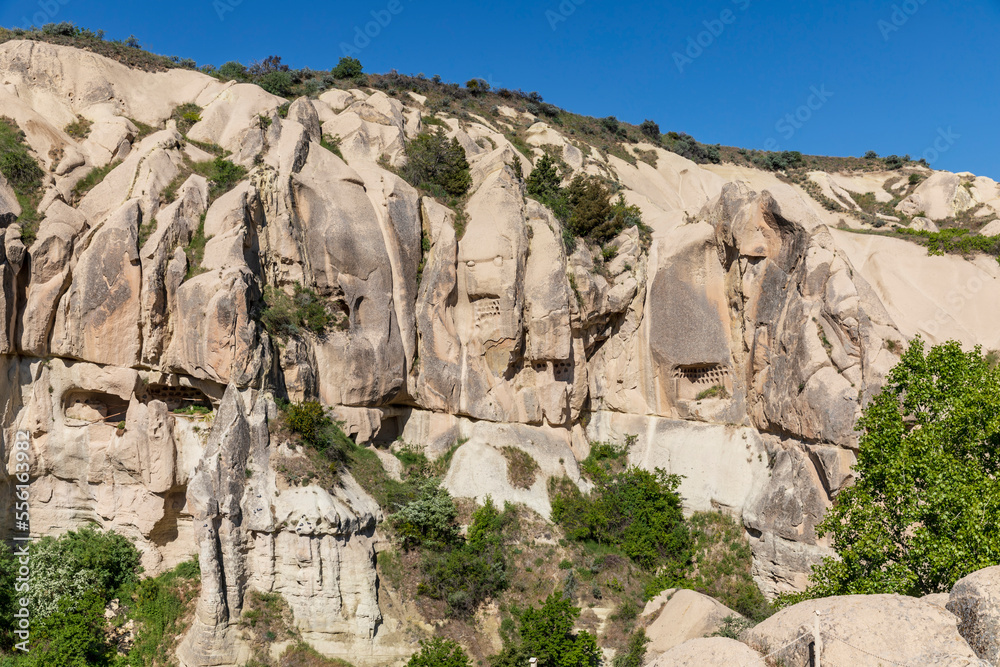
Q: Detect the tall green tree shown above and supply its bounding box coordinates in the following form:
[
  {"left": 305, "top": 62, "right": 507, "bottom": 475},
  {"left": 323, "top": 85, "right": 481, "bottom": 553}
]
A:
[{"left": 808, "top": 338, "right": 1000, "bottom": 597}]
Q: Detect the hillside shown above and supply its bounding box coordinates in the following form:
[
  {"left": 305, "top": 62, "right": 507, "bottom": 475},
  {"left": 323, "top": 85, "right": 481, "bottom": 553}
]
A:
[{"left": 0, "top": 24, "right": 999, "bottom": 667}]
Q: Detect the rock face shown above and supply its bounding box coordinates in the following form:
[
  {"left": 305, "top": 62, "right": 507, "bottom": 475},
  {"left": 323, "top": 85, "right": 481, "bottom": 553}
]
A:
[
  {"left": 947, "top": 566, "right": 1000, "bottom": 665},
  {"left": 749, "top": 594, "right": 980, "bottom": 666},
  {"left": 3, "top": 39, "right": 1000, "bottom": 665},
  {"left": 651, "top": 637, "right": 765, "bottom": 667},
  {"left": 642, "top": 589, "right": 741, "bottom": 659}
]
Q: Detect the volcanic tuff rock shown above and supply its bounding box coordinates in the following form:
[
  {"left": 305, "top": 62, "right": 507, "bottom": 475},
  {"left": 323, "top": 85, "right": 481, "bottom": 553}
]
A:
[{"left": 2, "top": 39, "right": 1000, "bottom": 665}]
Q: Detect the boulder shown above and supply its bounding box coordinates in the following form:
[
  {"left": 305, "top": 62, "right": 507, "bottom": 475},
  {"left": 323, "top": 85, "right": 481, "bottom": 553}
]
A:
[
  {"left": 650, "top": 638, "right": 764, "bottom": 666},
  {"left": 642, "top": 589, "right": 742, "bottom": 657},
  {"left": 749, "top": 594, "right": 980, "bottom": 666},
  {"left": 947, "top": 566, "right": 1000, "bottom": 665}
]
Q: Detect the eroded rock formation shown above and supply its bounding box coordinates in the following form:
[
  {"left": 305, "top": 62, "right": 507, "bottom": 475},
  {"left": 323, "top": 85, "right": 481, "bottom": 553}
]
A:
[{"left": 2, "top": 39, "right": 1000, "bottom": 665}]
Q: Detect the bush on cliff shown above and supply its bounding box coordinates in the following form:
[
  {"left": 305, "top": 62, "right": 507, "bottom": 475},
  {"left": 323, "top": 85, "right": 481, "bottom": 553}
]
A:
[
  {"left": 803, "top": 338, "right": 1000, "bottom": 598},
  {"left": 551, "top": 458, "right": 690, "bottom": 571},
  {"left": 489, "top": 592, "right": 600, "bottom": 667},
  {"left": 417, "top": 496, "right": 516, "bottom": 618},
  {"left": 401, "top": 128, "right": 472, "bottom": 198},
  {"left": 525, "top": 154, "right": 647, "bottom": 247}
]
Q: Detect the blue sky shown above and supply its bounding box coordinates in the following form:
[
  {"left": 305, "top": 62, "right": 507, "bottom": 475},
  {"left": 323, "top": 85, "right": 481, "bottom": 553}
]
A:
[{"left": 3, "top": 0, "right": 998, "bottom": 178}]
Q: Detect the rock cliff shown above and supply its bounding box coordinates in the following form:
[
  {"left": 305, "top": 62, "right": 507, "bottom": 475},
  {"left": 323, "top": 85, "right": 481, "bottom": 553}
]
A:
[{"left": 2, "top": 39, "right": 1000, "bottom": 664}]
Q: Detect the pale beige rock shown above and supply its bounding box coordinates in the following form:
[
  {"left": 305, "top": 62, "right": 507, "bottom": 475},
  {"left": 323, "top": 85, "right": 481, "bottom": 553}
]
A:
[
  {"left": 51, "top": 200, "right": 143, "bottom": 367},
  {"left": 650, "top": 638, "right": 764, "bottom": 666},
  {"left": 750, "top": 594, "right": 979, "bottom": 666},
  {"left": 642, "top": 589, "right": 742, "bottom": 656},
  {"left": 947, "top": 565, "right": 1000, "bottom": 664}
]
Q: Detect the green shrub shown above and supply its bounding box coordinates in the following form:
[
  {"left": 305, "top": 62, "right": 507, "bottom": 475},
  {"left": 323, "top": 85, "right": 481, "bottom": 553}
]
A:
[
  {"left": 184, "top": 214, "right": 208, "bottom": 279},
  {"left": 407, "top": 637, "right": 471, "bottom": 667},
  {"left": 261, "top": 282, "right": 335, "bottom": 338},
  {"left": 401, "top": 129, "right": 472, "bottom": 198},
  {"left": 551, "top": 461, "right": 690, "bottom": 570},
  {"left": 661, "top": 132, "right": 721, "bottom": 164},
  {"left": 331, "top": 56, "right": 363, "bottom": 81},
  {"left": 418, "top": 497, "right": 514, "bottom": 618},
  {"left": 0, "top": 118, "right": 43, "bottom": 193},
  {"left": 526, "top": 154, "right": 563, "bottom": 200},
  {"left": 64, "top": 115, "right": 93, "bottom": 140},
  {"left": 612, "top": 629, "right": 649, "bottom": 667},
  {"left": 190, "top": 156, "right": 246, "bottom": 202},
  {"left": 258, "top": 70, "right": 293, "bottom": 97},
  {"left": 491, "top": 592, "right": 600, "bottom": 667},
  {"left": 216, "top": 61, "right": 248, "bottom": 81},
  {"left": 170, "top": 103, "right": 202, "bottom": 134},
  {"left": 0, "top": 116, "right": 44, "bottom": 243},
  {"left": 20, "top": 591, "right": 116, "bottom": 667},
  {"left": 639, "top": 120, "right": 660, "bottom": 140},
  {"left": 391, "top": 480, "right": 461, "bottom": 550},
  {"left": 285, "top": 401, "right": 330, "bottom": 446}
]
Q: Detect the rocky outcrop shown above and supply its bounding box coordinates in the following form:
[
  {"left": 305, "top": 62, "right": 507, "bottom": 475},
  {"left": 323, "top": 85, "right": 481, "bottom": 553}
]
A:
[
  {"left": 177, "top": 387, "right": 382, "bottom": 667},
  {"left": 4, "top": 38, "right": 1000, "bottom": 666},
  {"left": 749, "top": 594, "right": 981, "bottom": 666},
  {"left": 642, "top": 589, "right": 741, "bottom": 659},
  {"left": 947, "top": 566, "right": 1000, "bottom": 665}
]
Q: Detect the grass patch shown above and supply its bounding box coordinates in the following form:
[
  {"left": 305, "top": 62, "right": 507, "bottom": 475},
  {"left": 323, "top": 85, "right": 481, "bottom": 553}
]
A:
[
  {"left": 127, "top": 117, "right": 157, "bottom": 141},
  {"left": 122, "top": 558, "right": 201, "bottom": 666},
  {"left": 648, "top": 512, "right": 773, "bottom": 622},
  {"left": 170, "top": 103, "right": 202, "bottom": 134},
  {"left": 64, "top": 115, "right": 93, "bottom": 140},
  {"left": 499, "top": 447, "right": 540, "bottom": 489},
  {"left": 695, "top": 385, "right": 729, "bottom": 401},
  {"left": 184, "top": 214, "right": 208, "bottom": 279},
  {"left": 0, "top": 116, "right": 44, "bottom": 244},
  {"left": 320, "top": 134, "right": 344, "bottom": 160},
  {"left": 190, "top": 156, "right": 247, "bottom": 202},
  {"left": 72, "top": 160, "right": 121, "bottom": 201},
  {"left": 186, "top": 138, "right": 227, "bottom": 156},
  {"left": 138, "top": 216, "right": 157, "bottom": 248},
  {"left": 172, "top": 405, "right": 211, "bottom": 416}
]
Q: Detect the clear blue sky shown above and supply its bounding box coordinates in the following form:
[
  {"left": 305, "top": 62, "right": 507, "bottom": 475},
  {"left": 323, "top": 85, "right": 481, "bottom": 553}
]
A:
[{"left": 3, "top": 0, "right": 998, "bottom": 178}]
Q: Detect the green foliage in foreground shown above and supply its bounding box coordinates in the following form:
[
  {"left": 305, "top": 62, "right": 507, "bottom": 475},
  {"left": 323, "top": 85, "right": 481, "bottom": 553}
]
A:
[
  {"left": 490, "top": 592, "right": 600, "bottom": 667},
  {"left": 803, "top": 339, "right": 1000, "bottom": 598},
  {"left": 406, "top": 637, "right": 471, "bottom": 667}
]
